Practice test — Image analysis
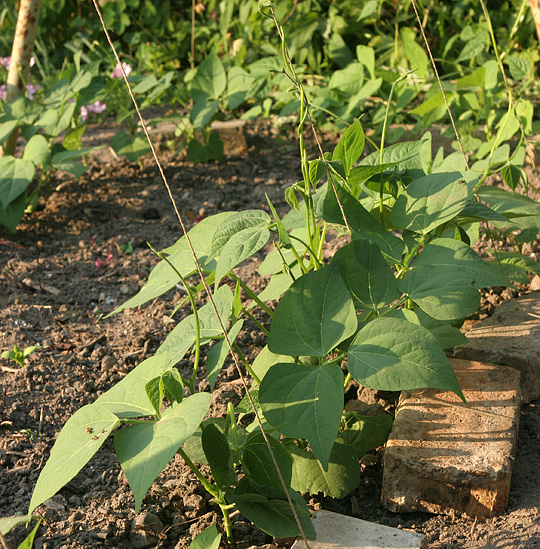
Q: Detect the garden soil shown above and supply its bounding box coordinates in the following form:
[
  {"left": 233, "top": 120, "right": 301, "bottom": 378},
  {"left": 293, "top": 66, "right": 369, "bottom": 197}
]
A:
[{"left": 1, "top": 120, "right": 540, "bottom": 549}]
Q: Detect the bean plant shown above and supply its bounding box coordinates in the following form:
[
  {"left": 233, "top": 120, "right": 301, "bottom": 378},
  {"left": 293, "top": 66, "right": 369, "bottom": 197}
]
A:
[{"left": 26, "top": 3, "right": 540, "bottom": 546}]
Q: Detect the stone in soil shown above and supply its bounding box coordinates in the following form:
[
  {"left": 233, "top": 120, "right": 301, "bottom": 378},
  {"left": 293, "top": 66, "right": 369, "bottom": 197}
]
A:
[
  {"left": 291, "top": 510, "right": 427, "bottom": 549},
  {"left": 382, "top": 359, "right": 521, "bottom": 519},
  {"left": 453, "top": 291, "right": 540, "bottom": 402}
]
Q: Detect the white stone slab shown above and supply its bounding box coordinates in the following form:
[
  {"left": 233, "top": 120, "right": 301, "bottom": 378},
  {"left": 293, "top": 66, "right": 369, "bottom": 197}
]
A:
[{"left": 292, "top": 510, "right": 427, "bottom": 549}]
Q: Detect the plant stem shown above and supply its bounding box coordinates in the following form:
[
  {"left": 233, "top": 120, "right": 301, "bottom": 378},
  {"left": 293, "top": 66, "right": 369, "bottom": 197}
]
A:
[
  {"left": 233, "top": 343, "right": 262, "bottom": 385},
  {"left": 148, "top": 243, "right": 200, "bottom": 393},
  {"left": 241, "top": 307, "right": 269, "bottom": 336},
  {"left": 230, "top": 275, "right": 274, "bottom": 318},
  {"left": 178, "top": 448, "right": 219, "bottom": 497}
]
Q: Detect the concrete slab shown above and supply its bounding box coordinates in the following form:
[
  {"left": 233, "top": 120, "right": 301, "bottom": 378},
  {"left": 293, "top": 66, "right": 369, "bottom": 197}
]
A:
[
  {"left": 453, "top": 291, "right": 540, "bottom": 402},
  {"left": 292, "top": 510, "right": 426, "bottom": 549},
  {"left": 382, "top": 359, "right": 521, "bottom": 518}
]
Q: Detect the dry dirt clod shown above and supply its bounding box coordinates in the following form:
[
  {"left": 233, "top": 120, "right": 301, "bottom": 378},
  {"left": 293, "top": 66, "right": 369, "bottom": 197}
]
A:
[{"left": 129, "top": 511, "right": 164, "bottom": 549}]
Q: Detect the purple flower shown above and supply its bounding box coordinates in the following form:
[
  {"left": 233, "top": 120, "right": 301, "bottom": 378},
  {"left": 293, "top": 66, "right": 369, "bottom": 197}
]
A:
[
  {"left": 0, "top": 56, "right": 34, "bottom": 70},
  {"left": 111, "top": 62, "right": 132, "bottom": 79},
  {"left": 0, "top": 84, "right": 6, "bottom": 101},
  {"left": 26, "top": 84, "right": 41, "bottom": 100}
]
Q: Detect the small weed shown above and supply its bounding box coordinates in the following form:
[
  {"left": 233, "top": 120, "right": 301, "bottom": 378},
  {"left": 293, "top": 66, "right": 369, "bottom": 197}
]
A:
[{"left": 2, "top": 345, "right": 38, "bottom": 368}]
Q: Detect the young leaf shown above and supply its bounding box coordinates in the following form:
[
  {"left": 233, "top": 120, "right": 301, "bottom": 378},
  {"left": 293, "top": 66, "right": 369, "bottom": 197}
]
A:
[
  {"left": 268, "top": 265, "right": 357, "bottom": 357},
  {"left": 340, "top": 413, "right": 393, "bottom": 458},
  {"left": 501, "top": 164, "right": 523, "bottom": 191},
  {"left": 227, "top": 479, "right": 315, "bottom": 539},
  {"left": 347, "top": 317, "right": 464, "bottom": 399},
  {"left": 242, "top": 431, "right": 293, "bottom": 491},
  {"left": 145, "top": 377, "right": 165, "bottom": 416},
  {"left": 95, "top": 353, "right": 168, "bottom": 418},
  {"left": 202, "top": 423, "right": 237, "bottom": 488},
  {"left": 333, "top": 239, "right": 401, "bottom": 311},
  {"left": 161, "top": 368, "right": 184, "bottom": 404},
  {"left": 210, "top": 210, "right": 271, "bottom": 286},
  {"left": 189, "top": 524, "right": 221, "bottom": 549},
  {"left": 115, "top": 392, "right": 211, "bottom": 511},
  {"left": 259, "top": 362, "right": 344, "bottom": 470},
  {"left": 29, "top": 404, "right": 120, "bottom": 513},
  {"left": 391, "top": 172, "right": 468, "bottom": 234},
  {"left": 332, "top": 119, "right": 365, "bottom": 176},
  {"left": 266, "top": 194, "right": 292, "bottom": 249},
  {"left": 191, "top": 50, "right": 226, "bottom": 103},
  {"left": 288, "top": 440, "right": 359, "bottom": 498}
]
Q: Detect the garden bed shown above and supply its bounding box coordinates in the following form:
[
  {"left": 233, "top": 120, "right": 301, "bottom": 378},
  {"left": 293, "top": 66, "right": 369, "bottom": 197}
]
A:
[{"left": 1, "top": 121, "right": 540, "bottom": 549}]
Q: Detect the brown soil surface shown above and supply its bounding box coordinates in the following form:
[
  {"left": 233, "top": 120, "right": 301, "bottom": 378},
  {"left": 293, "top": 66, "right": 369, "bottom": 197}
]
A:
[{"left": 1, "top": 121, "right": 540, "bottom": 548}]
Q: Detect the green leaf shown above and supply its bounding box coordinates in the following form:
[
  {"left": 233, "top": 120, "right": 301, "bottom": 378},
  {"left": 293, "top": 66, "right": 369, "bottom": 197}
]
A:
[
  {"left": 227, "top": 479, "right": 315, "bottom": 539},
  {"left": 398, "top": 238, "right": 510, "bottom": 320},
  {"left": 477, "top": 187, "right": 540, "bottom": 218},
  {"left": 0, "top": 157, "right": 35, "bottom": 209},
  {"left": 111, "top": 213, "right": 233, "bottom": 314},
  {"left": 190, "top": 99, "right": 219, "bottom": 131},
  {"left": 386, "top": 308, "right": 468, "bottom": 349},
  {"left": 0, "top": 192, "right": 26, "bottom": 231},
  {"left": 259, "top": 363, "right": 344, "bottom": 469},
  {"left": 0, "top": 120, "right": 20, "bottom": 145},
  {"left": 115, "top": 392, "right": 211, "bottom": 511},
  {"left": 29, "top": 404, "right": 120, "bottom": 513},
  {"left": 347, "top": 317, "right": 464, "bottom": 398},
  {"left": 268, "top": 266, "right": 357, "bottom": 357},
  {"left": 487, "top": 250, "right": 540, "bottom": 283},
  {"left": 457, "top": 200, "right": 512, "bottom": 224},
  {"left": 145, "top": 377, "right": 164, "bottom": 416},
  {"left": 0, "top": 515, "right": 40, "bottom": 536},
  {"left": 322, "top": 183, "right": 405, "bottom": 263},
  {"left": 206, "top": 320, "right": 244, "bottom": 390},
  {"left": 211, "top": 210, "right": 271, "bottom": 286},
  {"left": 288, "top": 439, "right": 359, "bottom": 498},
  {"left": 401, "top": 27, "right": 428, "bottom": 80},
  {"left": 63, "top": 124, "right": 87, "bottom": 151},
  {"left": 329, "top": 63, "right": 365, "bottom": 96},
  {"left": 340, "top": 413, "right": 393, "bottom": 458},
  {"left": 501, "top": 164, "right": 523, "bottom": 191},
  {"left": 391, "top": 172, "right": 468, "bottom": 234},
  {"left": 157, "top": 285, "right": 233, "bottom": 368},
  {"left": 18, "top": 518, "right": 41, "bottom": 549},
  {"left": 228, "top": 66, "right": 255, "bottom": 110},
  {"left": 110, "top": 131, "right": 151, "bottom": 162},
  {"left": 242, "top": 431, "right": 292, "bottom": 491},
  {"left": 161, "top": 368, "right": 184, "bottom": 404},
  {"left": 191, "top": 50, "right": 226, "bottom": 103},
  {"left": 95, "top": 353, "right": 168, "bottom": 418},
  {"left": 332, "top": 119, "right": 365, "bottom": 176},
  {"left": 52, "top": 161, "right": 88, "bottom": 180},
  {"left": 252, "top": 346, "right": 295, "bottom": 383},
  {"left": 333, "top": 240, "right": 401, "bottom": 311},
  {"left": 506, "top": 55, "right": 530, "bottom": 81},
  {"left": 189, "top": 524, "right": 221, "bottom": 549},
  {"left": 202, "top": 423, "right": 236, "bottom": 488}
]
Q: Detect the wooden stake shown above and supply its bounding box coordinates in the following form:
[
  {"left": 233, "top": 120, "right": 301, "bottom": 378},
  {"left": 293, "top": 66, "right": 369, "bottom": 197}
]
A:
[{"left": 530, "top": 0, "right": 540, "bottom": 43}]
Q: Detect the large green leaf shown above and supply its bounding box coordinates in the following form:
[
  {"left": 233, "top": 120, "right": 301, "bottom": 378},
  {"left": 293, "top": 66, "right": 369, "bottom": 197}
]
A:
[
  {"left": 288, "top": 440, "right": 359, "bottom": 498},
  {"left": 23, "top": 134, "right": 51, "bottom": 166},
  {"left": 242, "top": 431, "right": 293, "bottom": 491},
  {"left": 268, "top": 265, "right": 357, "bottom": 357},
  {"left": 227, "top": 479, "right": 315, "bottom": 539},
  {"left": 0, "top": 156, "right": 35, "bottom": 209},
  {"left": 29, "top": 404, "right": 120, "bottom": 513},
  {"left": 259, "top": 363, "right": 344, "bottom": 469},
  {"left": 398, "top": 238, "right": 509, "bottom": 320},
  {"left": 191, "top": 50, "right": 226, "bottom": 103},
  {"left": 386, "top": 308, "right": 468, "bottom": 349},
  {"left": 95, "top": 353, "right": 168, "bottom": 417},
  {"left": 202, "top": 423, "right": 236, "bottom": 488},
  {"left": 391, "top": 172, "right": 468, "bottom": 234},
  {"left": 477, "top": 187, "right": 540, "bottom": 218},
  {"left": 157, "top": 285, "right": 233, "bottom": 367},
  {"left": 323, "top": 183, "right": 405, "bottom": 263},
  {"left": 333, "top": 240, "right": 401, "bottom": 311},
  {"left": 111, "top": 213, "right": 233, "bottom": 314},
  {"left": 251, "top": 345, "right": 295, "bottom": 382},
  {"left": 0, "top": 192, "right": 26, "bottom": 231},
  {"left": 115, "top": 392, "right": 211, "bottom": 511},
  {"left": 347, "top": 317, "right": 463, "bottom": 398},
  {"left": 211, "top": 210, "right": 271, "bottom": 286},
  {"left": 110, "top": 132, "right": 151, "bottom": 162},
  {"left": 332, "top": 119, "right": 365, "bottom": 176}
]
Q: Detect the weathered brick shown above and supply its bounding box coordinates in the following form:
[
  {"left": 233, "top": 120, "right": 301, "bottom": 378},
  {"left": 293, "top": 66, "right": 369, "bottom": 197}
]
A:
[
  {"left": 454, "top": 291, "right": 540, "bottom": 402},
  {"left": 292, "top": 510, "right": 427, "bottom": 549},
  {"left": 382, "top": 359, "right": 521, "bottom": 518}
]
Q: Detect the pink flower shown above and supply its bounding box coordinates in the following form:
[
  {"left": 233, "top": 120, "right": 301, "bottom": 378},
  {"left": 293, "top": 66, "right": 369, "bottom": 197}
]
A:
[
  {"left": 0, "top": 57, "right": 10, "bottom": 70},
  {"left": 80, "top": 101, "right": 107, "bottom": 121},
  {"left": 111, "top": 62, "right": 132, "bottom": 79},
  {"left": 0, "top": 84, "right": 6, "bottom": 101},
  {"left": 30, "top": 57, "right": 35, "bottom": 67}
]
